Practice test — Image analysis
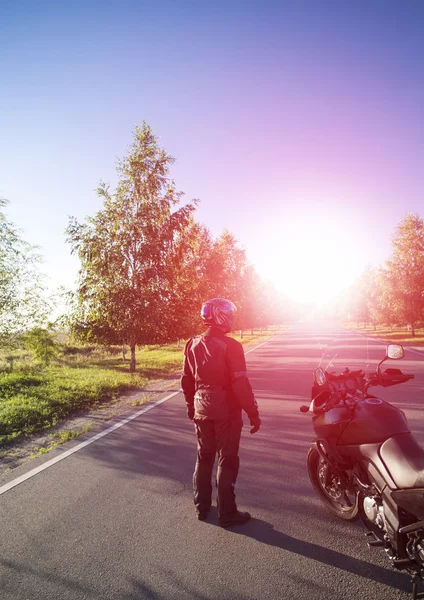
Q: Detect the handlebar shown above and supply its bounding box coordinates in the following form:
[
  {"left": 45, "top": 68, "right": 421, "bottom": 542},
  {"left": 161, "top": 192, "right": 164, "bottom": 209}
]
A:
[
  {"left": 368, "top": 369, "right": 414, "bottom": 389},
  {"left": 302, "top": 367, "right": 414, "bottom": 415}
]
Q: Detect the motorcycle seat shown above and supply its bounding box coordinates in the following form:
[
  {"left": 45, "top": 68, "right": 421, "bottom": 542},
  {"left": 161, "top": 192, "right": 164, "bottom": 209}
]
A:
[{"left": 380, "top": 433, "right": 424, "bottom": 489}]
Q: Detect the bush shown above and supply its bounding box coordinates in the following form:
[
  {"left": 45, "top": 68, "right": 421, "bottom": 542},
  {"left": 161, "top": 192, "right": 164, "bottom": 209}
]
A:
[{"left": 24, "top": 328, "right": 57, "bottom": 365}]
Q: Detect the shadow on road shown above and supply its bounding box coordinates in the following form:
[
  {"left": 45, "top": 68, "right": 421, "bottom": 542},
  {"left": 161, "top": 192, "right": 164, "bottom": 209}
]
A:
[
  {"left": 229, "top": 518, "right": 411, "bottom": 594},
  {"left": 0, "top": 557, "right": 100, "bottom": 599},
  {"left": 0, "top": 556, "right": 247, "bottom": 600}
]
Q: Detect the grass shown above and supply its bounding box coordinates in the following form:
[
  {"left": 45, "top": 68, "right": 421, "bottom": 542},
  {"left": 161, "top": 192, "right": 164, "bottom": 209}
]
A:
[
  {"left": 231, "top": 330, "right": 277, "bottom": 346},
  {"left": 0, "top": 327, "right": 281, "bottom": 446},
  {"left": 0, "top": 366, "right": 147, "bottom": 445},
  {"left": 30, "top": 425, "right": 93, "bottom": 458},
  {"left": 346, "top": 323, "right": 424, "bottom": 345},
  {"left": 131, "top": 394, "right": 151, "bottom": 407}
]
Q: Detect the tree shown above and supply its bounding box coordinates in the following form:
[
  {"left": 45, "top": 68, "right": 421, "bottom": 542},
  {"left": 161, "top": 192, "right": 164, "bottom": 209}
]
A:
[
  {"left": 337, "top": 266, "right": 382, "bottom": 327},
  {"left": 198, "top": 230, "right": 251, "bottom": 333},
  {"left": 24, "top": 327, "right": 57, "bottom": 365},
  {"left": 196, "top": 230, "right": 286, "bottom": 333},
  {"left": 371, "top": 268, "right": 398, "bottom": 328},
  {"left": 160, "top": 220, "right": 214, "bottom": 341},
  {"left": 236, "top": 266, "right": 262, "bottom": 332},
  {"left": 0, "top": 199, "right": 51, "bottom": 344},
  {"left": 66, "top": 123, "right": 199, "bottom": 371},
  {"left": 204, "top": 231, "right": 249, "bottom": 303},
  {"left": 359, "top": 267, "right": 381, "bottom": 328},
  {"left": 254, "top": 279, "right": 288, "bottom": 329},
  {"left": 384, "top": 213, "right": 424, "bottom": 335}
]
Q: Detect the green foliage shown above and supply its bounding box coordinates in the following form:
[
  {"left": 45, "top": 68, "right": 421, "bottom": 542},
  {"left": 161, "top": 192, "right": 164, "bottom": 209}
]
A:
[
  {"left": 384, "top": 213, "right": 424, "bottom": 333},
  {"left": 0, "top": 339, "right": 187, "bottom": 445},
  {"left": 66, "top": 122, "right": 200, "bottom": 370},
  {"left": 0, "top": 329, "right": 278, "bottom": 446},
  {"left": 65, "top": 123, "right": 290, "bottom": 370},
  {"left": 0, "top": 366, "right": 141, "bottom": 445},
  {"left": 24, "top": 328, "right": 57, "bottom": 365},
  {"left": 0, "top": 199, "right": 52, "bottom": 344},
  {"left": 338, "top": 213, "right": 424, "bottom": 334},
  {"left": 30, "top": 425, "right": 93, "bottom": 457}
]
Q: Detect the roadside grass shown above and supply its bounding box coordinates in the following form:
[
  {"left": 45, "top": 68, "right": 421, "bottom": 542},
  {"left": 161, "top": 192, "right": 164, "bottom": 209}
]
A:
[
  {"left": 346, "top": 323, "right": 424, "bottom": 346},
  {"left": 131, "top": 394, "right": 151, "bottom": 407},
  {"left": 0, "top": 327, "right": 281, "bottom": 447},
  {"left": 0, "top": 366, "right": 147, "bottom": 446},
  {"left": 30, "top": 425, "right": 93, "bottom": 458},
  {"left": 231, "top": 329, "right": 279, "bottom": 346}
]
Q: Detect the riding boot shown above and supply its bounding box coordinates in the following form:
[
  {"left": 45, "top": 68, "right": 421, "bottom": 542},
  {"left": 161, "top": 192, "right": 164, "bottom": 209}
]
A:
[
  {"left": 193, "top": 453, "right": 215, "bottom": 516},
  {"left": 216, "top": 455, "right": 239, "bottom": 520}
]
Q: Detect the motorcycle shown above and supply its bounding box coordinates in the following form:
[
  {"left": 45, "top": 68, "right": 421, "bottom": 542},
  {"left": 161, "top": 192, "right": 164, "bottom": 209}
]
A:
[{"left": 300, "top": 344, "right": 424, "bottom": 599}]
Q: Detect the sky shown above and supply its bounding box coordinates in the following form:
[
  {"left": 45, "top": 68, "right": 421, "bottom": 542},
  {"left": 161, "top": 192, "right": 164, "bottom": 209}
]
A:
[{"left": 1, "top": 0, "right": 423, "bottom": 307}]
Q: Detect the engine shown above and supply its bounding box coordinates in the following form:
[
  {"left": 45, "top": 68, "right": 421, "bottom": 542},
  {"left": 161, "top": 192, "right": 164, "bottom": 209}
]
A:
[
  {"left": 406, "top": 530, "right": 424, "bottom": 569},
  {"left": 363, "top": 496, "right": 386, "bottom": 530}
]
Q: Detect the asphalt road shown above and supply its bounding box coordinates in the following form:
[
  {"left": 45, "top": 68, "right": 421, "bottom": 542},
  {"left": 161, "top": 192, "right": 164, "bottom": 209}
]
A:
[{"left": 1, "top": 321, "right": 423, "bottom": 600}]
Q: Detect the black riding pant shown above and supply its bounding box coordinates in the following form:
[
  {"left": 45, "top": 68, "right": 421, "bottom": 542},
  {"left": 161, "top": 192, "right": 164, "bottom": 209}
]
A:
[{"left": 193, "top": 418, "right": 243, "bottom": 519}]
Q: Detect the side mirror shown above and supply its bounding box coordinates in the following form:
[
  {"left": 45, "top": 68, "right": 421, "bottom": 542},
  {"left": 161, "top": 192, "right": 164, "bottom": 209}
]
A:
[
  {"left": 314, "top": 367, "right": 327, "bottom": 386},
  {"left": 377, "top": 344, "right": 405, "bottom": 376},
  {"left": 387, "top": 344, "right": 404, "bottom": 360}
]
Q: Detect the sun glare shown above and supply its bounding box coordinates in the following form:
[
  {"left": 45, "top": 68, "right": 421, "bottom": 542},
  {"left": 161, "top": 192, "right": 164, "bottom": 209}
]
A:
[{"left": 260, "top": 214, "right": 367, "bottom": 306}]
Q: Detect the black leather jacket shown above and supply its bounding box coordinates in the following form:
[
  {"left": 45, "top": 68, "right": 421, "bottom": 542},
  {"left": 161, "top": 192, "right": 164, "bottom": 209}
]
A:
[{"left": 181, "top": 327, "right": 259, "bottom": 421}]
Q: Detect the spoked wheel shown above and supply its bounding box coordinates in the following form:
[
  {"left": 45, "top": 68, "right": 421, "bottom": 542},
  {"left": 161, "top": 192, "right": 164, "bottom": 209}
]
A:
[{"left": 307, "top": 446, "right": 359, "bottom": 520}]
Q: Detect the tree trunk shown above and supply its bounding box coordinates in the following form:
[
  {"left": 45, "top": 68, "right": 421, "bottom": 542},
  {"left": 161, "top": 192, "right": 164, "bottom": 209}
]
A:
[
  {"left": 250, "top": 329, "right": 254, "bottom": 336},
  {"left": 130, "top": 344, "right": 136, "bottom": 372},
  {"left": 411, "top": 324, "right": 416, "bottom": 337},
  {"left": 240, "top": 330, "right": 243, "bottom": 338},
  {"left": 122, "top": 345, "right": 126, "bottom": 361},
  {"left": 177, "top": 339, "right": 181, "bottom": 348}
]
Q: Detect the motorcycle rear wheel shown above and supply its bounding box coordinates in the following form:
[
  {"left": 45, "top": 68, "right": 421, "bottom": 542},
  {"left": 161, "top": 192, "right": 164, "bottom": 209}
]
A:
[{"left": 307, "top": 447, "right": 359, "bottom": 521}]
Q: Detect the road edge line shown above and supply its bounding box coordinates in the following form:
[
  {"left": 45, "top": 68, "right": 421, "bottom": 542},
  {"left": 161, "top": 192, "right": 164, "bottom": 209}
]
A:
[
  {"left": 0, "top": 391, "right": 179, "bottom": 496},
  {"left": 245, "top": 334, "right": 279, "bottom": 355},
  {"left": 0, "top": 332, "right": 280, "bottom": 496}
]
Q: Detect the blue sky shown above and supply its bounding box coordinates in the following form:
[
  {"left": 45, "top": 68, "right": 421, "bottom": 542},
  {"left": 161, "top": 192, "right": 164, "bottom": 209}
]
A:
[{"left": 1, "top": 0, "right": 423, "bottom": 304}]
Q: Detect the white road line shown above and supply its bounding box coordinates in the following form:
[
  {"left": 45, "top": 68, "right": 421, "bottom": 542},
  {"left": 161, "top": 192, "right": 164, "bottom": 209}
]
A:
[
  {"left": 245, "top": 334, "right": 279, "bottom": 354},
  {"left": 0, "top": 391, "right": 178, "bottom": 496},
  {"left": 407, "top": 348, "right": 424, "bottom": 357},
  {"left": 0, "top": 332, "right": 280, "bottom": 497}
]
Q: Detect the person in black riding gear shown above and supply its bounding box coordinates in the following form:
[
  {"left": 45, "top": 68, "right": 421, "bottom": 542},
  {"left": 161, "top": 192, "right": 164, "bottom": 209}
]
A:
[{"left": 181, "top": 298, "right": 261, "bottom": 528}]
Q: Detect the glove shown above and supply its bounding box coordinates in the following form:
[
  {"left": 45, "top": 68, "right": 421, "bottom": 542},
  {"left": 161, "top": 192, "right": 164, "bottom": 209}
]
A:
[
  {"left": 187, "top": 406, "right": 195, "bottom": 421},
  {"left": 249, "top": 415, "right": 261, "bottom": 434}
]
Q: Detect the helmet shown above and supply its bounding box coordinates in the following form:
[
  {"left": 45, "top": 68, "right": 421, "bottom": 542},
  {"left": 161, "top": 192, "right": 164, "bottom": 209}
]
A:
[{"left": 201, "top": 298, "right": 237, "bottom": 333}]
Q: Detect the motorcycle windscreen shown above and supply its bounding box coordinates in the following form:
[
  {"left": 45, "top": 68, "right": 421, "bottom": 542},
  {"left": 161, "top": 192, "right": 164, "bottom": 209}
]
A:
[{"left": 391, "top": 489, "right": 424, "bottom": 520}]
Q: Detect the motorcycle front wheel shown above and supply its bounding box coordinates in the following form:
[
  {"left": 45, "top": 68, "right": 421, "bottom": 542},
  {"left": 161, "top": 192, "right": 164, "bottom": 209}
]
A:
[{"left": 307, "top": 446, "right": 359, "bottom": 521}]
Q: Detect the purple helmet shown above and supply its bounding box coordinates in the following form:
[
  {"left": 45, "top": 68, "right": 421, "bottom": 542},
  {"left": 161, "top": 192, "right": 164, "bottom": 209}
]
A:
[{"left": 201, "top": 298, "right": 237, "bottom": 333}]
